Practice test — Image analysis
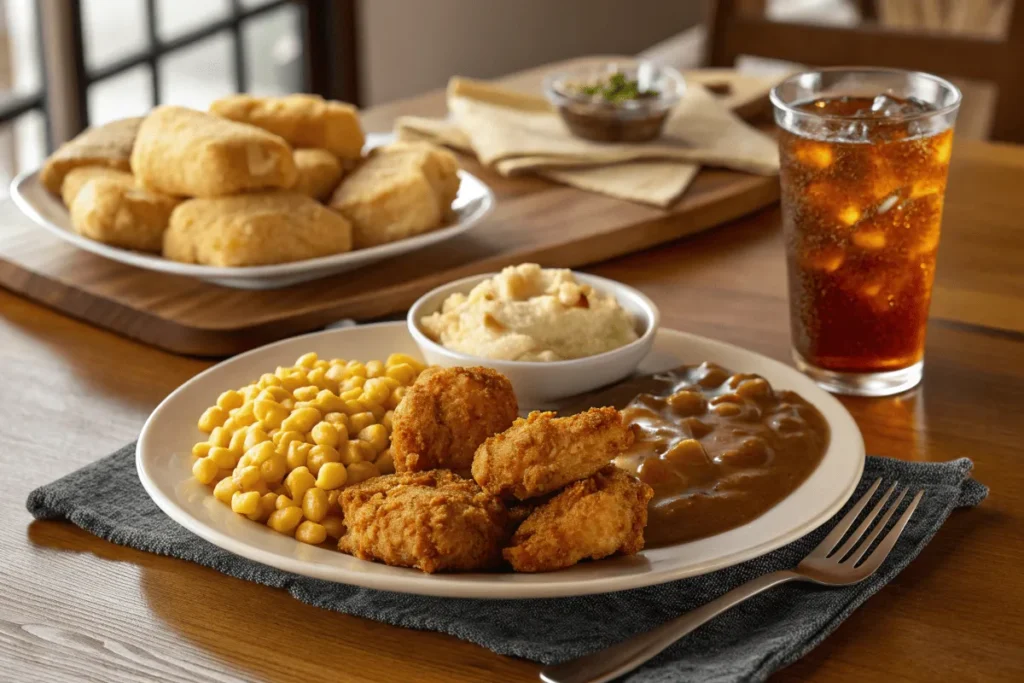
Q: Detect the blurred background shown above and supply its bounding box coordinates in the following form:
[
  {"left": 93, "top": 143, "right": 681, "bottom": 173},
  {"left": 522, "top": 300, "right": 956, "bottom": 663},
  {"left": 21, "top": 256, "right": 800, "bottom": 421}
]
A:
[{"left": 0, "top": 0, "right": 1016, "bottom": 192}]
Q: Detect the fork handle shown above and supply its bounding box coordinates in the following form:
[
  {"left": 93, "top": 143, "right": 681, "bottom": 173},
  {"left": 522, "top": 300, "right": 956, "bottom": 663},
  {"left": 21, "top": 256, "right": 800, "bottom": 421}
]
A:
[{"left": 540, "top": 570, "right": 802, "bottom": 683}]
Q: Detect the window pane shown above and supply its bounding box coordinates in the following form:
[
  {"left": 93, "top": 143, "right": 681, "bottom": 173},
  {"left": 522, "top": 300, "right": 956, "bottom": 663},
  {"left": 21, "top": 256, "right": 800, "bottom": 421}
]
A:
[
  {"left": 3, "top": 0, "right": 43, "bottom": 96},
  {"left": 88, "top": 65, "right": 153, "bottom": 125},
  {"left": 0, "top": 109, "right": 46, "bottom": 193},
  {"left": 157, "top": 0, "right": 230, "bottom": 42},
  {"left": 81, "top": 0, "right": 149, "bottom": 71},
  {"left": 242, "top": 4, "right": 303, "bottom": 96},
  {"left": 159, "top": 32, "right": 234, "bottom": 109}
]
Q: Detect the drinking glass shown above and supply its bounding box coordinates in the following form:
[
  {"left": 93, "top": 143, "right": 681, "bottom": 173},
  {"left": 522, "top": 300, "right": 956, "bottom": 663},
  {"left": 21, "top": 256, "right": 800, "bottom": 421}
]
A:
[{"left": 770, "top": 69, "right": 961, "bottom": 396}]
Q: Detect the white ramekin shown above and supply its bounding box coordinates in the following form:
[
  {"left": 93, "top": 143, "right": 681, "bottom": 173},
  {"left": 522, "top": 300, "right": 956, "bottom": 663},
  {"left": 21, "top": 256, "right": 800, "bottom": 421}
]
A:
[{"left": 407, "top": 271, "right": 660, "bottom": 407}]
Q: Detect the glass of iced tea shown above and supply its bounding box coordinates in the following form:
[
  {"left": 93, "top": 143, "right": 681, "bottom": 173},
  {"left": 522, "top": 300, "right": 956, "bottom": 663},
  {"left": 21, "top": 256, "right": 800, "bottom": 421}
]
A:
[{"left": 770, "top": 69, "right": 961, "bottom": 396}]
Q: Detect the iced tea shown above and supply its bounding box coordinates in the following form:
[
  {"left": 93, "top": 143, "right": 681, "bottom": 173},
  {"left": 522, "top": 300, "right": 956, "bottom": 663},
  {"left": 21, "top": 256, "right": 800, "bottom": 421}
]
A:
[{"left": 772, "top": 70, "right": 960, "bottom": 396}]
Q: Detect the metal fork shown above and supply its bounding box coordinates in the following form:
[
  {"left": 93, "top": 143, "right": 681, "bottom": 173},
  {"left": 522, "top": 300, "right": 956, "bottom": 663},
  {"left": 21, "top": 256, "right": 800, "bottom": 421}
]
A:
[{"left": 540, "top": 479, "right": 924, "bottom": 683}]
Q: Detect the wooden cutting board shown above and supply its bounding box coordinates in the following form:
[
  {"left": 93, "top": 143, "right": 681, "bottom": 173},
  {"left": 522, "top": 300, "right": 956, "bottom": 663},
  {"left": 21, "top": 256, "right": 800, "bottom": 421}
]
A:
[{"left": 0, "top": 59, "right": 780, "bottom": 357}]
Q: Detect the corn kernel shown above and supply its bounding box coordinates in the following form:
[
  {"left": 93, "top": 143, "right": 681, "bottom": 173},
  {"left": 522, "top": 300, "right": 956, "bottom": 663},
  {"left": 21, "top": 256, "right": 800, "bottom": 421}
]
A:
[
  {"left": 349, "top": 412, "right": 376, "bottom": 433},
  {"left": 296, "top": 352, "right": 318, "bottom": 369},
  {"left": 273, "top": 429, "right": 304, "bottom": 448},
  {"left": 358, "top": 424, "right": 389, "bottom": 454},
  {"left": 221, "top": 417, "right": 240, "bottom": 433},
  {"left": 216, "top": 389, "right": 244, "bottom": 411},
  {"left": 296, "top": 520, "right": 327, "bottom": 545},
  {"left": 198, "top": 406, "right": 229, "bottom": 433},
  {"left": 192, "top": 457, "right": 219, "bottom": 485},
  {"left": 275, "top": 494, "right": 297, "bottom": 510},
  {"left": 253, "top": 491, "right": 278, "bottom": 521},
  {"left": 260, "top": 453, "right": 287, "bottom": 484},
  {"left": 231, "top": 490, "right": 260, "bottom": 515},
  {"left": 375, "top": 449, "right": 395, "bottom": 475},
  {"left": 257, "top": 373, "right": 282, "bottom": 388},
  {"left": 342, "top": 439, "right": 373, "bottom": 465},
  {"left": 323, "top": 412, "right": 350, "bottom": 430},
  {"left": 314, "top": 390, "right": 345, "bottom": 413},
  {"left": 286, "top": 441, "right": 313, "bottom": 470},
  {"left": 285, "top": 466, "right": 316, "bottom": 502},
  {"left": 361, "top": 378, "right": 391, "bottom": 405},
  {"left": 243, "top": 441, "right": 276, "bottom": 467},
  {"left": 327, "top": 489, "right": 342, "bottom": 509},
  {"left": 382, "top": 410, "right": 395, "bottom": 431},
  {"left": 213, "top": 476, "right": 239, "bottom": 504},
  {"left": 321, "top": 516, "right": 345, "bottom": 539},
  {"left": 346, "top": 461, "right": 380, "bottom": 485},
  {"left": 310, "top": 421, "right": 339, "bottom": 448},
  {"left": 293, "top": 385, "right": 319, "bottom": 402},
  {"left": 307, "top": 444, "right": 340, "bottom": 475},
  {"left": 281, "top": 407, "right": 322, "bottom": 434},
  {"left": 385, "top": 363, "right": 418, "bottom": 386},
  {"left": 362, "top": 401, "right": 386, "bottom": 421},
  {"left": 244, "top": 427, "right": 270, "bottom": 451},
  {"left": 268, "top": 506, "right": 304, "bottom": 534},
  {"left": 209, "top": 446, "right": 238, "bottom": 470},
  {"left": 191, "top": 441, "right": 212, "bottom": 458},
  {"left": 227, "top": 428, "right": 247, "bottom": 454},
  {"left": 307, "top": 367, "right": 328, "bottom": 389},
  {"left": 231, "top": 402, "right": 256, "bottom": 427},
  {"left": 254, "top": 400, "right": 288, "bottom": 430},
  {"left": 208, "top": 426, "right": 230, "bottom": 448},
  {"left": 302, "top": 487, "right": 329, "bottom": 522},
  {"left": 365, "top": 360, "right": 385, "bottom": 378},
  {"left": 279, "top": 371, "right": 307, "bottom": 393},
  {"left": 386, "top": 386, "right": 408, "bottom": 410},
  {"left": 344, "top": 360, "right": 367, "bottom": 378},
  {"left": 257, "top": 386, "right": 290, "bottom": 403},
  {"left": 342, "top": 375, "right": 366, "bottom": 391},
  {"left": 385, "top": 353, "right": 424, "bottom": 372},
  {"left": 316, "top": 462, "right": 348, "bottom": 490}
]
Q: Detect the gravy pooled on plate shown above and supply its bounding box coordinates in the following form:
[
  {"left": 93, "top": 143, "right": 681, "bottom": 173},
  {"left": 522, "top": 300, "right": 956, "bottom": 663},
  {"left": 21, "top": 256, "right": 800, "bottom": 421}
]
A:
[{"left": 613, "top": 362, "right": 830, "bottom": 547}]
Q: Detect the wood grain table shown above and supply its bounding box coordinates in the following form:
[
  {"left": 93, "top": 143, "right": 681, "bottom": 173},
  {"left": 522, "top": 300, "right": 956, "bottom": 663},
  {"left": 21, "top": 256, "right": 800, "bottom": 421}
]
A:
[{"left": 3, "top": 95, "right": 1023, "bottom": 682}]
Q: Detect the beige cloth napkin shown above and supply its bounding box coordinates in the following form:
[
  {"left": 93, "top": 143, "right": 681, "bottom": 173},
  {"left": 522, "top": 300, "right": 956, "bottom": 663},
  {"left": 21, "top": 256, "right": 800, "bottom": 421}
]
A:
[{"left": 396, "top": 72, "right": 779, "bottom": 207}]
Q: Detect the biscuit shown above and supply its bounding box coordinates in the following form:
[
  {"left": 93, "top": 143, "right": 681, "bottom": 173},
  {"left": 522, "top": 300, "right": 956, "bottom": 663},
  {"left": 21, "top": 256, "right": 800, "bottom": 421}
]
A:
[
  {"left": 163, "top": 191, "right": 353, "bottom": 267},
  {"left": 70, "top": 178, "right": 180, "bottom": 253},
  {"left": 131, "top": 106, "right": 297, "bottom": 197},
  {"left": 40, "top": 117, "right": 142, "bottom": 195},
  {"left": 292, "top": 148, "right": 344, "bottom": 200},
  {"left": 328, "top": 142, "right": 460, "bottom": 249},
  {"left": 60, "top": 166, "right": 135, "bottom": 207},
  {"left": 210, "top": 94, "right": 364, "bottom": 160}
]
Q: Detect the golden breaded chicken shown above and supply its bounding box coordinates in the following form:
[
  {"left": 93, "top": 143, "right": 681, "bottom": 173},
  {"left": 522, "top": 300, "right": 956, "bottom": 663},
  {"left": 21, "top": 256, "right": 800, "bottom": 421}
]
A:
[
  {"left": 210, "top": 93, "right": 364, "bottom": 160},
  {"left": 131, "top": 105, "right": 297, "bottom": 197},
  {"left": 70, "top": 178, "right": 180, "bottom": 253},
  {"left": 163, "top": 191, "right": 352, "bottom": 267},
  {"left": 503, "top": 466, "right": 652, "bottom": 572},
  {"left": 40, "top": 116, "right": 141, "bottom": 195},
  {"left": 472, "top": 407, "right": 634, "bottom": 500},
  {"left": 338, "top": 470, "right": 508, "bottom": 573},
  {"left": 391, "top": 367, "right": 518, "bottom": 477},
  {"left": 292, "top": 148, "right": 343, "bottom": 200},
  {"left": 60, "top": 166, "right": 134, "bottom": 207},
  {"left": 328, "top": 142, "right": 460, "bottom": 249}
]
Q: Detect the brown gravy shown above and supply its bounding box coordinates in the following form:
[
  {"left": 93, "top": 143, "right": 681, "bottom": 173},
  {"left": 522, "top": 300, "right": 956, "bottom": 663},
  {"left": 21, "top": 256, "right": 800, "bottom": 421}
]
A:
[{"left": 611, "top": 363, "right": 830, "bottom": 547}]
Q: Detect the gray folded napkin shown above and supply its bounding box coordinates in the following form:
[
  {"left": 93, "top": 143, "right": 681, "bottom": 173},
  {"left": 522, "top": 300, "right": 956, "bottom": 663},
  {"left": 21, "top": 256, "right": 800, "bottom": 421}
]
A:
[{"left": 27, "top": 445, "right": 985, "bottom": 683}]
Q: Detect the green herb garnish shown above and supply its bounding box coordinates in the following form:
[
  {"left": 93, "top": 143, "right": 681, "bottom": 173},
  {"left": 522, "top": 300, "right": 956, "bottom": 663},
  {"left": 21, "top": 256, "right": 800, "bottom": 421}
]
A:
[{"left": 575, "top": 72, "right": 659, "bottom": 103}]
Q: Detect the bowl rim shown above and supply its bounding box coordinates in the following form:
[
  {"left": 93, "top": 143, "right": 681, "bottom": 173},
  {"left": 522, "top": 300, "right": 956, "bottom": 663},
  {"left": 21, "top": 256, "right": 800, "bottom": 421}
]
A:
[
  {"left": 406, "top": 269, "right": 661, "bottom": 368},
  {"left": 542, "top": 59, "right": 686, "bottom": 112}
]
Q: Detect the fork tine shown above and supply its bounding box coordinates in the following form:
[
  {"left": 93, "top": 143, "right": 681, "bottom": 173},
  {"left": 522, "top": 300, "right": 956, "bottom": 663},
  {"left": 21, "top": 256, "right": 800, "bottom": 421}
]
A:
[
  {"left": 846, "top": 487, "right": 909, "bottom": 566},
  {"left": 810, "top": 478, "right": 882, "bottom": 558},
  {"left": 832, "top": 480, "right": 899, "bottom": 561},
  {"left": 855, "top": 490, "right": 924, "bottom": 574}
]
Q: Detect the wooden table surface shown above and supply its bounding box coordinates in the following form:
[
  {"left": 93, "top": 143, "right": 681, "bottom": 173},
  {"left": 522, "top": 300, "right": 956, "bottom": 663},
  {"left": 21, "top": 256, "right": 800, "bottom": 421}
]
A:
[{"left": 3, "top": 87, "right": 1023, "bottom": 683}]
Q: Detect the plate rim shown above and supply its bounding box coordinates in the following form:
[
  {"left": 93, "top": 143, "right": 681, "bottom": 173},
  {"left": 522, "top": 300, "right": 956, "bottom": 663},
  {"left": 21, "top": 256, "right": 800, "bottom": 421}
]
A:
[
  {"left": 136, "top": 321, "right": 864, "bottom": 599},
  {"left": 11, "top": 168, "right": 494, "bottom": 282}
]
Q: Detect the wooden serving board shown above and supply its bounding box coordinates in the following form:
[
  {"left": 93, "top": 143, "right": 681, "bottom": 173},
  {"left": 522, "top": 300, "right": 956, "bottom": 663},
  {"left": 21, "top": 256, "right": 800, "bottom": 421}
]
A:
[{"left": 0, "top": 59, "right": 780, "bottom": 357}]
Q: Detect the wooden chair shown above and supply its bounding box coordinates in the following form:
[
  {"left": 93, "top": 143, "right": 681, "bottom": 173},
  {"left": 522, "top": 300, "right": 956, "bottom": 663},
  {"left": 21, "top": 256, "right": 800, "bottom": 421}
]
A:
[{"left": 704, "top": 0, "right": 1024, "bottom": 142}]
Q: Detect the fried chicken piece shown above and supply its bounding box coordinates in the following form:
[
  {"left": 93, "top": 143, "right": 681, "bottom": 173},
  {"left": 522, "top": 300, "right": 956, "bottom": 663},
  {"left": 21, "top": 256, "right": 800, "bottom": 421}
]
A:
[
  {"left": 60, "top": 166, "right": 134, "bottom": 207},
  {"left": 472, "top": 407, "right": 634, "bottom": 500},
  {"left": 503, "top": 466, "right": 653, "bottom": 572},
  {"left": 70, "top": 178, "right": 180, "bottom": 253},
  {"left": 292, "top": 148, "right": 344, "bottom": 200},
  {"left": 338, "top": 470, "right": 508, "bottom": 573},
  {"left": 391, "top": 366, "right": 517, "bottom": 476}
]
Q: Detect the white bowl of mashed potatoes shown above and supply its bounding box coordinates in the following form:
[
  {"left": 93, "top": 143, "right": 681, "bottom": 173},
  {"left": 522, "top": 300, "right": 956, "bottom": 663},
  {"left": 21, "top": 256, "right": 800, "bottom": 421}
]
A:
[{"left": 408, "top": 263, "right": 659, "bottom": 406}]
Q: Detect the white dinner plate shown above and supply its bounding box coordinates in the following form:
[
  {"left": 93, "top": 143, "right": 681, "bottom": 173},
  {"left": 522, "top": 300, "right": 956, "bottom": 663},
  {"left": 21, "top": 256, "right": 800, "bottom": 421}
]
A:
[
  {"left": 137, "top": 322, "right": 864, "bottom": 599},
  {"left": 10, "top": 133, "right": 494, "bottom": 290}
]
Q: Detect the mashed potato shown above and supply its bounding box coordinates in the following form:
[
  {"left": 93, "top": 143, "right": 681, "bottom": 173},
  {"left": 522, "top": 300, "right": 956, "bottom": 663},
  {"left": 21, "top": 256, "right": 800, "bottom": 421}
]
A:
[{"left": 420, "top": 264, "right": 639, "bottom": 361}]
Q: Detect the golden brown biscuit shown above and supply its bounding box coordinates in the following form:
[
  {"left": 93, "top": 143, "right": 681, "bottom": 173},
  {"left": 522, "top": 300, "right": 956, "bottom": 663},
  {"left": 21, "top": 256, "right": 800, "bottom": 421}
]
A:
[
  {"left": 391, "top": 366, "right": 518, "bottom": 477},
  {"left": 338, "top": 470, "right": 508, "bottom": 573},
  {"left": 40, "top": 117, "right": 142, "bottom": 195},
  {"left": 210, "top": 94, "right": 364, "bottom": 160},
  {"left": 131, "top": 106, "right": 297, "bottom": 197},
  {"left": 503, "top": 466, "right": 652, "bottom": 572},
  {"left": 70, "top": 178, "right": 180, "bottom": 253},
  {"left": 328, "top": 142, "right": 460, "bottom": 248},
  {"left": 472, "top": 407, "right": 634, "bottom": 500},
  {"left": 60, "top": 166, "right": 134, "bottom": 207},
  {"left": 292, "top": 148, "right": 343, "bottom": 200},
  {"left": 163, "top": 191, "right": 352, "bottom": 267}
]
